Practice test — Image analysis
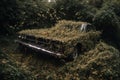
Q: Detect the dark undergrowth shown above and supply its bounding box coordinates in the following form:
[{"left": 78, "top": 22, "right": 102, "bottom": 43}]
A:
[{"left": 0, "top": 36, "right": 120, "bottom": 80}]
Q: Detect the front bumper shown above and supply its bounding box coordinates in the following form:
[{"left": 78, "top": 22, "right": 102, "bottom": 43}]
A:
[{"left": 15, "top": 40, "right": 65, "bottom": 58}]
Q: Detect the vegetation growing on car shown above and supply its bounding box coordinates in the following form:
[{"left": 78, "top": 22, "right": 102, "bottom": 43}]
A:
[
  {"left": 46, "top": 42, "right": 120, "bottom": 80},
  {"left": 0, "top": 0, "right": 120, "bottom": 80},
  {"left": 18, "top": 20, "right": 101, "bottom": 56}
]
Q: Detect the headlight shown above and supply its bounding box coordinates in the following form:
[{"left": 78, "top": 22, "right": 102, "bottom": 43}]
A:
[{"left": 18, "top": 35, "right": 21, "bottom": 38}]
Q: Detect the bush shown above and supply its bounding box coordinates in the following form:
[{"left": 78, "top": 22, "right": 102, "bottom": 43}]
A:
[
  {"left": 0, "top": 50, "right": 36, "bottom": 80},
  {"left": 52, "top": 0, "right": 97, "bottom": 22},
  {"left": 83, "top": 0, "right": 104, "bottom": 8},
  {"left": 0, "top": 0, "right": 54, "bottom": 35},
  {"left": 93, "top": 1, "right": 120, "bottom": 48},
  {"left": 0, "top": 0, "right": 20, "bottom": 35},
  {"left": 47, "top": 42, "right": 120, "bottom": 80}
]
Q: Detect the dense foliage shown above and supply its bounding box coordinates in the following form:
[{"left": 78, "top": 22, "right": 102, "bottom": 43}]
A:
[
  {"left": 0, "top": 0, "right": 120, "bottom": 79},
  {"left": 0, "top": 50, "right": 35, "bottom": 80},
  {"left": 2, "top": 42, "right": 119, "bottom": 80},
  {"left": 0, "top": 0, "right": 19, "bottom": 34},
  {"left": 0, "top": 0, "right": 56, "bottom": 35},
  {"left": 93, "top": 0, "right": 120, "bottom": 47},
  {"left": 0, "top": 0, "right": 120, "bottom": 37},
  {"left": 47, "top": 42, "right": 120, "bottom": 80}
]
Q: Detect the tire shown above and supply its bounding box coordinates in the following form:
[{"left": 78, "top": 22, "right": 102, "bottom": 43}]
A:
[
  {"left": 67, "top": 49, "right": 78, "bottom": 61},
  {"left": 71, "top": 49, "right": 78, "bottom": 60}
]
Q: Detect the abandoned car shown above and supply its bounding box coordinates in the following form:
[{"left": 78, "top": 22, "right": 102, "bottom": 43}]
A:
[{"left": 16, "top": 20, "right": 101, "bottom": 60}]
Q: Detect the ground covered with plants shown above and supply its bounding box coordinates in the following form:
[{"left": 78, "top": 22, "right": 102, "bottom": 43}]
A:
[
  {"left": 0, "top": 38, "right": 120, "bottom": 80},
  {"left": 0, "top": 0, "right": 120, "bottom": 80}
]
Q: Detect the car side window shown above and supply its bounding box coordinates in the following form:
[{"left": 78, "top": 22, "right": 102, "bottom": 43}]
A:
[{"left": 86, "top": 24, "right": 95, "bottom": 32}]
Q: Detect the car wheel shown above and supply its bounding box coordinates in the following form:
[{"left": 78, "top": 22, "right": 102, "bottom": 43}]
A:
[
  {"left": 72, "top": 49, "right": 78, "bottom": 60},
  {"left": 67, "top": 49, "right": 78, "bottom": 61}
]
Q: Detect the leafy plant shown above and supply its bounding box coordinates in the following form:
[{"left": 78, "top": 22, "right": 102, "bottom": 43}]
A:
[{"left": 0, "top": 50, "right": 36, "bottom": 80}]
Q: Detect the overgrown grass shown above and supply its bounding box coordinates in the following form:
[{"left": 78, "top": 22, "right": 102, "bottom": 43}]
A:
[
  {"left": 46, "top": 42, "right": 120, "bottom": 80},
  {"left": 0, "top": 35, "right": 120, "bottom": 80},
  {"left": 0, "top": 50, "right": 36, "bottom": 80}
]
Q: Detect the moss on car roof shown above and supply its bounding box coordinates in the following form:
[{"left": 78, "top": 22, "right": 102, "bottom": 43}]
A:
[{"left": 19, "top": 20, "right": 98, "bottom": 43}]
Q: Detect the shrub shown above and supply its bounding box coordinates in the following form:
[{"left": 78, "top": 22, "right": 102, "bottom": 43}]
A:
[
  {"left": 0, "top": 0, "right": 54, "bottom": 35},
  {"left": 93, "top": 1, "right": 120, "bottom": 48},
  {"left": 47, "top": 42, "right": 120, "bottom": 80},
  {"left": 0, "top": 50, "right": 36, "bottom": 80},
  {"left": 53, "top": 0, "right": 97, "bottom": 22}
]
